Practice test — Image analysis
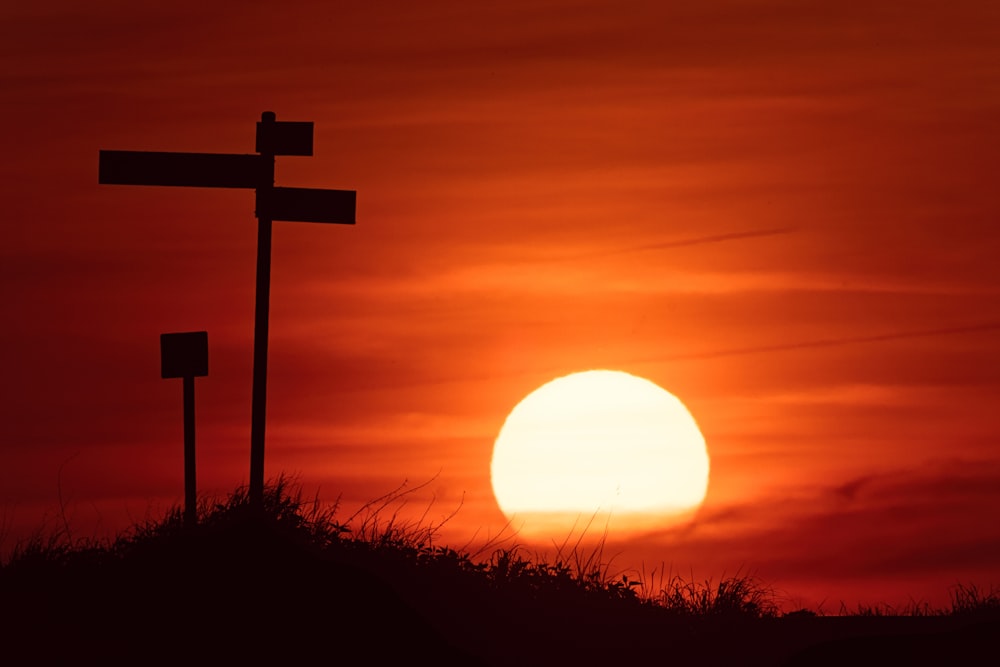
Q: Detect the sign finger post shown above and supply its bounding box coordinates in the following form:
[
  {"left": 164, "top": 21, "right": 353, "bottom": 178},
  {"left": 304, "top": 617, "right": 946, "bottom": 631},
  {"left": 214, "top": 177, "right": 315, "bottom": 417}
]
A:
[{"left": 101, "top": 112, "right": 356, "bottom": 509}]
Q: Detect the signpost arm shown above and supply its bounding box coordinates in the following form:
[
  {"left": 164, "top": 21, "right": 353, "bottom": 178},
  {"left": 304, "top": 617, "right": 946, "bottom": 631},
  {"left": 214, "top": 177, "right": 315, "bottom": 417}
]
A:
[
  {"left": 249, "top": 111, "right": 277, "bottom": 508},
  {"left": 183, "top": 375, "right": 197, "bottom": 526}
]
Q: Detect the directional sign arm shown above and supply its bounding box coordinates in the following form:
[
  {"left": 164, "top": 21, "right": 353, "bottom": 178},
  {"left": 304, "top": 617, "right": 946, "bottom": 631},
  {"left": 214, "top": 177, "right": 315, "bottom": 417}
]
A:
[
  {"left": 99, "top": 151, "right": 268, "bottom": 189},
  {"left": 257, "top": 187, "right": 356, "bottom": 224},
  {"left": 256, "top": 121, "right": 314, "bottom": 156}
]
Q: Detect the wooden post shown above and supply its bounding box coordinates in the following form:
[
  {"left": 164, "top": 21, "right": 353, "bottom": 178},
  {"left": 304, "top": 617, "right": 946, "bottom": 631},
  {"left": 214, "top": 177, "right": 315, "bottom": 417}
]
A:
[
  {"left": 183, "top": 375, "right": 196, "bottom": 526},
  {"left": 249, "top": 111, "right": 276, "bottom": 509}
]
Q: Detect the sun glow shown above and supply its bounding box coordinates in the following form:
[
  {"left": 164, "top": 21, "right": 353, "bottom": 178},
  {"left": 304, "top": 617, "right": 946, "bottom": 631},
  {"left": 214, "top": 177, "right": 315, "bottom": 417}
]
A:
[{"left": 490, "top": 370, "right": 709, "bottom": 538}]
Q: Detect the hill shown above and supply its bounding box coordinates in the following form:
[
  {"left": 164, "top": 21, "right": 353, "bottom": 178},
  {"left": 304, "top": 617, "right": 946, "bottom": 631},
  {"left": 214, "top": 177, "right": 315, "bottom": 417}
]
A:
[{"left": 1, "top": 480, "right": 996, "bottom": 665}]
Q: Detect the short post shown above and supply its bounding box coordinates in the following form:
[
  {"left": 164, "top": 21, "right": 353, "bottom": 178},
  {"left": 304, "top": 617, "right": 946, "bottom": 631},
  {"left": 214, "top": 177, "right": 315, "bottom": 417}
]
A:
[{"left": 160, "top": 331, "right": 209, "bottom": 527}]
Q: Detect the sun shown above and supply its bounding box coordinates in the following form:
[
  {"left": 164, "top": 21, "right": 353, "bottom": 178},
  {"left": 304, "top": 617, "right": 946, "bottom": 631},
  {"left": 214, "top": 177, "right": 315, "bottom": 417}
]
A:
[{"left": 490, "top": 370, "right": 709, "bottom": 538}]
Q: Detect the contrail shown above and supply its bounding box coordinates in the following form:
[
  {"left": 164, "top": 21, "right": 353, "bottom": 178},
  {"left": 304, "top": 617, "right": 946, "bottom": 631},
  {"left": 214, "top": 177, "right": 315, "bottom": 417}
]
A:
[
  {"left": 651, "top": 322, "right": 1000, "bottom": 363},
  {"left": 352, "top": 323, "right": 1000, "bottom": 394},
  {"left": 547, "top": 227, "right": 795, "bottom": 262}
]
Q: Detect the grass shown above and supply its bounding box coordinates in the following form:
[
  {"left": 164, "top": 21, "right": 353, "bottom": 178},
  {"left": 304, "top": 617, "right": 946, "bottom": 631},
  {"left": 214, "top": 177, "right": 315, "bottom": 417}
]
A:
[
  {"left": 657, "top": 569, "right": 780, "bottom": 618},
  {"left": 3, "top": 477, "right": 998, "bottom": 620},
  {"left": 833, "top": 584, "right": 1000, "bottom": 619},
  {"left": 949, "top": 582, "right": 1000, "bottom": 617},
  {"left": 1, "top": 478, "right": 997, "bottom": 664}
]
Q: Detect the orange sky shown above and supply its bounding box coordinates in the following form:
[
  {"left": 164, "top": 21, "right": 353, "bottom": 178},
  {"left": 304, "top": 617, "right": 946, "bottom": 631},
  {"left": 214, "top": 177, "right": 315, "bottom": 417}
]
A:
[{"left": 2, "top": 0, "right": 999, "bottom": 609}]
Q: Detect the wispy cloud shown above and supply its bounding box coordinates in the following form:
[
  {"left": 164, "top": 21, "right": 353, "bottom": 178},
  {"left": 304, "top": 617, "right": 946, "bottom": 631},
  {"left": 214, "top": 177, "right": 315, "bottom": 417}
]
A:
[{"left": 608, "top": 458, "right": 1000, "bottom": 608}]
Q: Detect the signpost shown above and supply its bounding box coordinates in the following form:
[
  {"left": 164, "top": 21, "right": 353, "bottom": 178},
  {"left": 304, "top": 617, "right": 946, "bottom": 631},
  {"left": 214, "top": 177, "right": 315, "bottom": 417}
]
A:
[
  {"left": 101, "top": 112, "right": 356, "bottom": 508},
  {"left": 160, "top": 331, "right": 209, "bottom": 526}
]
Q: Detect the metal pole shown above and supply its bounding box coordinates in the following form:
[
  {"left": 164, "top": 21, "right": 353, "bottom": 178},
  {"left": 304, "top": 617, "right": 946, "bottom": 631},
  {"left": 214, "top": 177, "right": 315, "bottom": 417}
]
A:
[
  {"left": 183, "top": 375, "right": 197, "bottom": 526},
  {"left": 249, "top": 111, "right": 276, "bottom": 508}
]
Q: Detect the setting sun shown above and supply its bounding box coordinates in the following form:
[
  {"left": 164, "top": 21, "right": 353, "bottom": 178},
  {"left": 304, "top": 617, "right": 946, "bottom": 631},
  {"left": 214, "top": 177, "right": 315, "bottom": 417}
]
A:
[{"left": 490, "top": 370, "right": 710, "bottom": 538}]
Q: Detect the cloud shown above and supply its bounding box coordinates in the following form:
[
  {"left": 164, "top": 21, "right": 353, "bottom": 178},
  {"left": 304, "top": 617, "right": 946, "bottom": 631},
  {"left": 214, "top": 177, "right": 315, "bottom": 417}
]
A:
[{"left": 631, "top": 458, "right": 1000, "bottom": 603}]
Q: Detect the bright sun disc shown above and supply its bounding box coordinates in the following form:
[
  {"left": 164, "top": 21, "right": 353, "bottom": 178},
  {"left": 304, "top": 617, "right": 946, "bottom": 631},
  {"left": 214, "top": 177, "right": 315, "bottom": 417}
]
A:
[{"left": 490, "top": 370, "right": 709, "bottom": 538}]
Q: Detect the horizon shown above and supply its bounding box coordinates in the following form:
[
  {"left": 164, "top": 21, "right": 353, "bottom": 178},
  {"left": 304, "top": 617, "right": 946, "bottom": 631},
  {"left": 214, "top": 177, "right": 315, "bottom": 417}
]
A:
[{"left": 2, "top": 0, "right": 999, "bottom": 612}]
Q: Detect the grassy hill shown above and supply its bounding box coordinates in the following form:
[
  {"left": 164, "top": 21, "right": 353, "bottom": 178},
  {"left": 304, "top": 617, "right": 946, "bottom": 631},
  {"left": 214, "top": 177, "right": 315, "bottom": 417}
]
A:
[{"left": 1, "top": 479, "right": 996, "bottom": 665}]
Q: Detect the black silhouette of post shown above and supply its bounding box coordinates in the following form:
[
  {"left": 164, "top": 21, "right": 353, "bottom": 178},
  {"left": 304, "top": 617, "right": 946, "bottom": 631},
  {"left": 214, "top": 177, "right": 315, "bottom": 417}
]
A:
[
  {"left": 183, "top": 375, "right": 195, "bottom": 521},
  {"left": 100, "top": 112, "right": 356, "bottom": 509},
  {"left": 249, "top": 113, "right": 276, "bottom": 508},
  {"left": 160, "top": 331, "right": 208, "bottom": 527}
]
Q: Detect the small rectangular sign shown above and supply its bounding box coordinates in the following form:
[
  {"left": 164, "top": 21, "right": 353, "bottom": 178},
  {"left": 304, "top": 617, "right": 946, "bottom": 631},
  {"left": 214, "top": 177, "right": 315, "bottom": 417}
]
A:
[
  {"left": 99, "top": 151, "right": 267, "bottom": 189},
  {"left": 259, "top": 187, "right": 356, "bottom": 224},
  {"left": 256, "top": 121, "right": 314, "bottom": 156},
  {"left": 160, "top": 331, "right": 209, "bottom": 379}
]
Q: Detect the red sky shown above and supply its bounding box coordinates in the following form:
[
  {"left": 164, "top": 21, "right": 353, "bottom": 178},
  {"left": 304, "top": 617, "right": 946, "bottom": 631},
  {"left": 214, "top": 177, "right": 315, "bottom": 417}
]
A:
[{"left": 3, "top": 0, "right": 999, "bottom": 609}]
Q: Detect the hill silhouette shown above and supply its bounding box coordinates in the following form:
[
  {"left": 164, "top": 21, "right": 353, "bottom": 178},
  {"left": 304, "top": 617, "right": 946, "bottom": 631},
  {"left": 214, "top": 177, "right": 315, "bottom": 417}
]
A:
[{"left": 1, "top": 479, "right": 996, "bottom": 665}]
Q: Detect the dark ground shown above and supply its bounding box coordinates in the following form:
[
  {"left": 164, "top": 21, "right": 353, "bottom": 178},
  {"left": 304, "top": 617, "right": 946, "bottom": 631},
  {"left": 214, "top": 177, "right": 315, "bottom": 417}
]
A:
[{"left": 1, "top": 503, "right": 995, "bottom": 665}]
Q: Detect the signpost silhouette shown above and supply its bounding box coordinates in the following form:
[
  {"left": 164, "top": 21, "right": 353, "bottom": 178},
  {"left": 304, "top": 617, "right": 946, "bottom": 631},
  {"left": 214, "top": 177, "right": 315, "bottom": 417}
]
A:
[
  {"left": 160, "top": 331, "right": 208, "bottom": 526},
  {"left": 101, "top": 112, "right": 356, "bottom": 508}
]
